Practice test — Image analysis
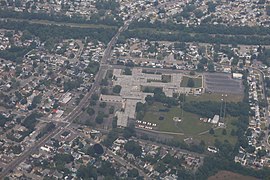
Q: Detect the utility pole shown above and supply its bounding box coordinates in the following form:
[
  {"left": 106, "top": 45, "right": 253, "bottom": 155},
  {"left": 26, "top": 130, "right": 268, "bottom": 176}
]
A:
[
  {"left": 220, "top": 96, "right": 223, "bottom": 119},
  {"left": 223, "top": 94, "right": 227, "bottom": 121}
]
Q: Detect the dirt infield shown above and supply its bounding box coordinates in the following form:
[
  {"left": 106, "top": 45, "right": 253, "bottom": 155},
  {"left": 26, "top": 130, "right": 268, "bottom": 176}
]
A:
[
  {"left": 204, "top": 73, "right": 243, "bottom": 94},
  {"left": 208, "top": 171, "right": 258, "bottom": 180}
]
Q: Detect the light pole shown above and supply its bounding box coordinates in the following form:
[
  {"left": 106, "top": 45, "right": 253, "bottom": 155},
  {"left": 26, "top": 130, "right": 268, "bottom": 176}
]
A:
[
  {"left": 220, "top": 98, "right": 223, "bottom": 120},
  {"left": 223, "top": 94, "right": 227, "bottom": 121}
]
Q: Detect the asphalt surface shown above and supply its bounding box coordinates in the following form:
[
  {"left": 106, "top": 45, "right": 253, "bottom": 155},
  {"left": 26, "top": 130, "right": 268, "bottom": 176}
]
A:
[
  {"left": 204, "top": 73, "right": 244, "bottom": 94},
  {"left": 0, "top": 17, "right": 122, "bottom": 179},
  {"left": 0, "top": 1, "right": 181, "bottom": 178}
]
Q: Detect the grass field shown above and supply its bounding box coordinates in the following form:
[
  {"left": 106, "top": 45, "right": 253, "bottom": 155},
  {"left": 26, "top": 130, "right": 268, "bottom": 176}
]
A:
[
  {"left": 181, "top": 76, "right": 202, "bottom": 88},
  {"left": 143, "top": 102, "right": 238, "bottom": 146},
  {"left": 5, "top": 18, "right": 117, "bottom": 29},
  {"left": 208, "top": 171, "right": 258, "bottom": 180},
  {"left": 195, "top": 117, "right": 238, "bottom": 145},
  {"left": 186, "top": 93, "right": 243, "bottom": 103},
  {"left": 143, "top": 102, "right": 212, "bottom": 135}
]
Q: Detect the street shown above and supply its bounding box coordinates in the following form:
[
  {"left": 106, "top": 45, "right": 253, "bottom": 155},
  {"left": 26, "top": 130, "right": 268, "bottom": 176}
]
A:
[{"left": 0, "top": 1, "right": 179, "bottom": 177}]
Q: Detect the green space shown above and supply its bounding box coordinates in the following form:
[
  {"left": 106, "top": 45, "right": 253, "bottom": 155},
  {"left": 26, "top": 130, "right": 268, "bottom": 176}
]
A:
[
  {"left": 162, "top": 75, "right": 171, "bottom": 83},
  {"left": 142, "top": 102, "right": 238, "bottom": 146},
  {"left": 186, "top": 93, "right": 243, "bottom": 103},
  {"left": 143, "top": 102, "right": 211, "bottom": 135},
  {"left": 84, "top": 61, "right": 100, "bottom": 75},
  {"left": 0, "top": 20, "right": 116, "bottom": 43},
  {"left": 123, "top": 27, "right": 270, "bottom": 45},
  {"left": 194, "top": 117, "right": 238, "bottom": 145},
  {"left": 4, "top": 18, "right": 117, "bottom": 29},
  {"left": 180, "top": 76, "right": 202, "bottom": 88},
  {"left": 147, "top": 75, "right": 171, "bottom": 83}
]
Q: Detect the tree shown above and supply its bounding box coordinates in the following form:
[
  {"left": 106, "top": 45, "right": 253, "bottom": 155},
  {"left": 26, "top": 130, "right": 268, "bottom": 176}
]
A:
[
  {"left": 209, "top": 128, "right": 215, "bottom": 134},
  {"left": 112, "top": 116, "right": 117, "bottom": 128},
  {"left": 87, "top": 108, "right": 95, "bottom": 116},
  {"left": 145, "top": 95, "right": 154, "bottom": 105},
  {"left": 112, "top": 85, "right": 122, "bottom": 94},
  {"left": 97, "top": 161, "right": 115, "bottom": 177},
  {"left": 90, "top": 100, "right": 96, "bottom": 106},
  {"left": 207, "top": 1, "right": 216, "bottom": 13},
  {"left": 208, "top": 62, "right": 215, "bottom": 72},
  {"left": 194, "top": 9, "right": 204, "bottom": 18},
  {"left": 77, "top": 165, "right": 97, "bottom": 179},
  {"left": 99, "top": 102, "right": 107, "bottom": 108},
  {"left": 123, "top": 125, "right": 136, "bottom": 139},
  {"left": 124, "top": 67, "right": 132, "bottom": 75},
  {"left": 95, "top": 114, "right": 104, "bottom": 124},
  {"left": 109, "top": 106, "right": 114, "bottom": 114},
  {"left": 54, "top": 153, "right": 74, "bottom": 163},
  {"left": 189, "top": 71, "right": 195, "bottom": 75},
  {"left": 100, "top": 78, "right": 109, "bottom": 86},
  {"left": 124, "top": 140, "right": 142, "bottom": 157},
  {"left": 155, "top": 161, "right": 167, "bottom": 173},
  {"left": 20, "top": 98, "right": 27, "bottom": 105},
  {"left": 187, "top": 78, "right": 195, "bottom": 87},
  {"left": 222, "top": 129, "right": 227, "bottom": 135},
  {"left": 266, "top": 5, "right": 270, "bottom": 16},
  {"left": 100, "top": 87, "right": 108, "bottom": 95},
  {"left": 128, "top": 168, "right": 139, "bottom": 178},
  {"left": 32, "top": 95, "right": 42, "bottom": 108},
  {"left": 197, "top": 63, "right": 204, "bottom": 72},
  {"left": 91, "top": 93, "right": 99, "bottom": 101}
]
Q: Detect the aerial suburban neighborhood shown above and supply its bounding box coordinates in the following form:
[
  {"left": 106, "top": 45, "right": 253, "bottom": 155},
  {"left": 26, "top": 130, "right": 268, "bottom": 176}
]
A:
[{"left": 0, "top": 0, "right": 270, "bottom": 179}]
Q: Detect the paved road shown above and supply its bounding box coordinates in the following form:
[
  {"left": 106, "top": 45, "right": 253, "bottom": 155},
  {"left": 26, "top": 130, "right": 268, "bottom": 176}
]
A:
[
  {"left": 0, "top": 19, "right": 121, "bottom": 180},
  {"left": 0, "top": 1, "right": 183, "bottom": 178},
  {"left": 78, "top": 132, "right": 150, "bottom": 179},
  {"left": 251, "top": 66, "right": 270, "bottom": 149}
]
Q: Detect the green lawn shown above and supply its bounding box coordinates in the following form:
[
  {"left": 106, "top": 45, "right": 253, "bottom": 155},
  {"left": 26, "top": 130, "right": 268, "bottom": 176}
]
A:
[
  {"left": 186, "top": 93, "right": 243, "bottom": 103},
  {"left": 180, "top": 76, "right": 202, "bottom": 88},
  {"left": 143, "top": 103, "right": 212, "bottom": 135},
  {"left": 161, "top": 75, "right": 172, "bottom": 83},
  {"left": 195, "top": 117, "right": 238, "bottom": 145},
  {"left": 143, "top": 102, "right": 238, "bottom": 146},
  {"left": 6, "top": 18, "right": 117, "bottom": 29}
]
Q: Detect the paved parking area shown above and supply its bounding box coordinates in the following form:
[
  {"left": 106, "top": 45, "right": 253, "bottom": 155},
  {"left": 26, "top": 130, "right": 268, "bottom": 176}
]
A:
[{"left": 204, "top": 73, "right": 243, "bottom": 94}]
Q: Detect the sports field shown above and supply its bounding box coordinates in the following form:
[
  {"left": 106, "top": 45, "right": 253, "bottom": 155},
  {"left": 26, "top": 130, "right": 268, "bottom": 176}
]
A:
[
  {"left": 143, "top": 102, "right": 212, "bottom": 135},
  {"left": 142, "top": 92, "right": 239, "bottom": 145}
]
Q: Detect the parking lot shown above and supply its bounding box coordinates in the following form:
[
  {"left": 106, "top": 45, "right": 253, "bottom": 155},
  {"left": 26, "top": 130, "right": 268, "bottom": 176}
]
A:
[{"left": 204, "top": 73, "right": 243, "bottom": 94}]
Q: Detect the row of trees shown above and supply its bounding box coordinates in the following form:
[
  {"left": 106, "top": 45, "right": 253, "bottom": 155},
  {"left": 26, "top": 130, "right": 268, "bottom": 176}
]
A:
[
  {"left": 145, "top": 88, "right": 179, "bottom": 106},
  {"left": 183, "top": 101, "right": 249, "bottom": 118},
  {"left": 0, "top": 9, "right": 123, "bottom": 26},
  {"left": 21, "top": 112, "right": 41, "bottom": 130},
  {"left": 122, "top": 29, "right": 270, "bottom": 45},
  {"left": 77, "top": 161, "right": 117, "bottom": 179},
  {"left": 130, "top": 19, "right": 270, "bottom": 36},
  {"left": 95, "top": 0, "right": 119, "bottom": 11},
  {"left": 36, "top": 122, "right": 56, "bottom": 140},
  {"left": 0, "top": 42, "right": 36, "bottom": 62},
  {"left": 0, "top": 20, "right": 117, "bottom": 43}
]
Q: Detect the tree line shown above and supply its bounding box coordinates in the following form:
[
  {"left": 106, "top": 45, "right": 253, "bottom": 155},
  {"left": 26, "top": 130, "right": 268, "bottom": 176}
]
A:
[
  {"left": 130, "top": 19, "right": 270, "bottom": 36},
  {"left": 0, "top": 9, "right": 123, "bottom": 26},
  {"left": 183, "top": 101, "right": 249, "bottom": 118},
  {"left": 0, "top": 20, "right": 117, "bottom": 43},
  {"left": 0, "top": 42, "right": 36, "bottom": 62},
  {"left": 121, "top": 29, "right": 270, "bottom": 45}
]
